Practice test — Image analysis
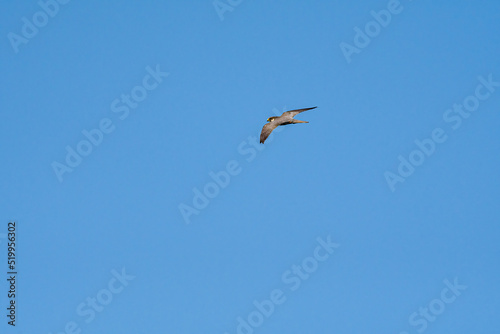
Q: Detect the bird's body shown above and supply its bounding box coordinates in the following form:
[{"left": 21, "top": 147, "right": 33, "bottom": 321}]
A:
[{"left": 259, "top": 107, "right": 316, "bottom": 143}]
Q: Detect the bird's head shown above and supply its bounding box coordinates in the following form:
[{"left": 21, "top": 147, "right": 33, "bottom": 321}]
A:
[{"left": 267, "top": 117, "right": 278, "bottom": 122}]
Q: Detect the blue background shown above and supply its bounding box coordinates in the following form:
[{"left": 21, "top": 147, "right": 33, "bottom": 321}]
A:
[{"left": 1, "top": 1, "right": 499, "bottom": 333}]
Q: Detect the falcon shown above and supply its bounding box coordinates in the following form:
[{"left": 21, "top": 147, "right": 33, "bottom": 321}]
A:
[{"left": 259, "top": 107, "right": 316, "bottom": 144}]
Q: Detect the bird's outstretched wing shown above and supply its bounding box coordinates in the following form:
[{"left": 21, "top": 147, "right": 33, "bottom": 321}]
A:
[
  {"left": 281, "top": 106, "right": 317, "bottom": 118},
  {"left": 260, "top": 122, "right": 279, "bottom": 144}
]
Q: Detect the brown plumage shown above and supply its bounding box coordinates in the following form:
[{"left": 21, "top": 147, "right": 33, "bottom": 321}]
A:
[{"left": 259, "top": 107, "right": 316, "bottom": 143}]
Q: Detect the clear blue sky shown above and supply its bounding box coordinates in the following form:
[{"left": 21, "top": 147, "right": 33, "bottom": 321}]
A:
[{"left": 1, "top": 1, "right": 499, "bottom": 333}]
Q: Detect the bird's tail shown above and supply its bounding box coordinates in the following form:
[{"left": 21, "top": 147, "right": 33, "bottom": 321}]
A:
[{"left": 292, "top": 120, "right": 308, "bottom": 124}]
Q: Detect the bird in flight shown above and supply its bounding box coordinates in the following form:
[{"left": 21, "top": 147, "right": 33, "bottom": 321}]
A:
[{"left": 260, "top": 107, "right": 317, "bottom": 143}]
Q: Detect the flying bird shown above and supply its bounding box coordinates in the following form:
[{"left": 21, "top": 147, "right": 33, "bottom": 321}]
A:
[{"left": 260, "top": 107, "right": 316, "bottom": 144}]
